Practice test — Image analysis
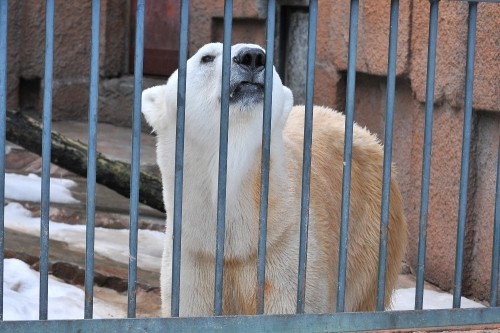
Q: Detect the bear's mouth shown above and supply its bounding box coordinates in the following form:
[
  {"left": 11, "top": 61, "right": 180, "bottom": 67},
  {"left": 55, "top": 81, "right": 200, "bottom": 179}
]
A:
[{"left": 229, "top": 81, "right": 264, "bottom": 105}]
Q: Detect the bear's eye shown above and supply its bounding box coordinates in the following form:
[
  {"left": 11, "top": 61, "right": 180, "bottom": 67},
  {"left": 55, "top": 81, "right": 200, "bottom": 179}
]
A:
[{"left": 201, "top": 55, "right": 215, "bottom": 64}]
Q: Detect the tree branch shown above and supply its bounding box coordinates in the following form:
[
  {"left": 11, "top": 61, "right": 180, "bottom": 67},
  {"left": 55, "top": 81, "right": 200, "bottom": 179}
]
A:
[{"left": 6, "top": 110, "right": 165, "bottom": 213}]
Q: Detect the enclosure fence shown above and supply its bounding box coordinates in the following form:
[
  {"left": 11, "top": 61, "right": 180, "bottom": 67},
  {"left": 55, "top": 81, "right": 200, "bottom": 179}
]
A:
[{"left": 0, "top": 0, "right": 499, "bottom": 332}]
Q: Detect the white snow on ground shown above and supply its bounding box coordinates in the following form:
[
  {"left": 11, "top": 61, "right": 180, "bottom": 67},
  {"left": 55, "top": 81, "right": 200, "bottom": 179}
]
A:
[
  {"left": 1, "top": 171, "right": 485, "bottom": 320},
  {"left": 5, "top": 173, "right": 79, "bottom": 204},
  {"left": 3, "top": 258, "right": 124, "bottom": 320},
  {"left": 392, "top": 288, "right": 484, "bottom": 311},
  {"left": 3, "top": 257, "right": 484, "bottom": 320},
  {"left": 4, "top": 202, "right": 164, "bottom": 272}
]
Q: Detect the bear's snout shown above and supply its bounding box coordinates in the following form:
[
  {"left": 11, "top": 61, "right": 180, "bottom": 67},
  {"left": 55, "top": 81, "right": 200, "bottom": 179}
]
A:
[
  {"left": 233, "top": 47, "right": 266, "bottom": 73},
  {"left": 229, "top": 47, "right": 267, "bottom": 105}
]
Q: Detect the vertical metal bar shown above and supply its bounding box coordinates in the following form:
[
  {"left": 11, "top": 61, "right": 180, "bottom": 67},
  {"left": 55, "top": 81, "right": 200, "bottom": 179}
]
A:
[
  {"left": 0, "top": 0, "right": 7, "bottom": 322},
  {"left": 415, "top": 0, "right": 439, "bottom": 311},
  {"left": 453, "top": 1, "right": 477, "bottom": 309},
  {"left": 39, "top": 0, "right": 55, "bottom": 320},
  {"left": 296, "top": 0, "right": 317, "bottom": 315},
  {"left": 376, "top": 0, "right": 399, "bottom": 312},
  {"left": 84, "top": 0, "right": 100, "bottom": 319},
  {"left": 336, "top": 0, "right": 359, "bottom": 313},
  {"left": 171, "top": 0, "right": 189, "bottom": 317},
  {"left": 491, "top": 142, "right": 500, "bottom": 307},
  {"left": 214, "top": 0, "right": 233, "bottom": 316},
  {"left": 127, "top": 0, "right": 145, "bottom": 319},
  {"left": 256, "top": 0, "right": 275, "bottom": 315}
]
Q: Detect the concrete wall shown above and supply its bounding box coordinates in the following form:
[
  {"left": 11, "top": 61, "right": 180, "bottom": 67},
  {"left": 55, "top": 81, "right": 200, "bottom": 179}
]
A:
[{"left": 6, "top": 0, "right": 500, "bottom": 303}]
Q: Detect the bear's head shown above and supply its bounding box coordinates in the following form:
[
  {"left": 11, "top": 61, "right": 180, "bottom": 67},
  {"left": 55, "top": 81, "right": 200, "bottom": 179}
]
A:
[{"left": 142, "top": 43, "right": 293, "bottom": 148}]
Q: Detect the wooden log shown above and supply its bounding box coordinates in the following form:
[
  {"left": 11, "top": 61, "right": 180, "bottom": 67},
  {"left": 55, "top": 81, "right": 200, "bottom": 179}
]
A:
[{"left": 6, "top": 110, "right": 165, "bottom": 213}]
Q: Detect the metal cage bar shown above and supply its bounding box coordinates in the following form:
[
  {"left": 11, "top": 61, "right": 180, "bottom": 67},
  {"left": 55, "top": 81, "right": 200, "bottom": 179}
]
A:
[
  {"left": 127, "top": 0, "right": 145, "bottom": 318},
  {"left": 256, "top": 0, "right": 276, "bottom": 315},
  {"left": 39, "top": 0, "right": 55, "bottom": 320},
  {"left": 492, "top": 142, "right": 500, "bottom": 307},
  {"left": 415, "top": 0, "right": 439, "bottom": 311},
  {"left": 296, "top": 0, "right": 318, "bottom": 314},
  {"left": 213, "top": 0, "right": 233, "bottom": 316},
  {"left": 84, "top": 0, "right": 100, "bottom": 319},
  {"left": 171, "top": 0, "right": 189, "bottom": 317},
  {"left": 453, "top": 0, "right": 477, "bottom": 309},
  {"left": 336, "top": 0, "right": 359, "bottom": 313},
  {"left": 376, "top": 0, "right": 399, "bottom": 312},
  {"left": 0, "top": 0, "right": 7, "bottom": 322}
]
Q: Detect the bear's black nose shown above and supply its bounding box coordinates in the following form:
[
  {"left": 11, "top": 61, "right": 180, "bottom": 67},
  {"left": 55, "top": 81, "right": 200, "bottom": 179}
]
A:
[{"left": 234, "top": 48, "right": 266, "bottom": 72}]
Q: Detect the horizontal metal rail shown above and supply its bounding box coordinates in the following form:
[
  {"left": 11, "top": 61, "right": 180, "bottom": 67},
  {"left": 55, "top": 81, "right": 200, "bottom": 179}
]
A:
[{"left": 0, "top": 308, "right": 499, "bottom": 333}]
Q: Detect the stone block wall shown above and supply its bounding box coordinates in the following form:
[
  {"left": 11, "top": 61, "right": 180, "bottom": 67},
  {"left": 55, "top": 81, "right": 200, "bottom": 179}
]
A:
[{"left": 5, "top": 0, "right": 136, "bottom": 126}]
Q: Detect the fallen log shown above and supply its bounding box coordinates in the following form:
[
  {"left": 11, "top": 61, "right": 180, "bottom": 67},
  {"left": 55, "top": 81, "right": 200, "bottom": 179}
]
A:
[{"left": 6, "top": 110, "right": 165, "bottom": 213}]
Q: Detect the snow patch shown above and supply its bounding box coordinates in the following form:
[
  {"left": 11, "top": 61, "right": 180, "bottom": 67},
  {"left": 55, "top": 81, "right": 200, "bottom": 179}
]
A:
[
  {"left": 3, "top": 258, "right": 124, "bottom": 320},
  {"left": 391, "top": 287, "right": 484, "bottom": 310},
  {"left": 5, "top": 173, "right": 79, "bottom": 204},
  {"left": 4, "top": 203, "right": 164, "bottom": 272}
]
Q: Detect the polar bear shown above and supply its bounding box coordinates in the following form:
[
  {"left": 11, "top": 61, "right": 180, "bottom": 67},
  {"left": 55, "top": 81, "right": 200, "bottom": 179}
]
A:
[{"left": 142, "top": 43, "right": 407, "bottom": 316}]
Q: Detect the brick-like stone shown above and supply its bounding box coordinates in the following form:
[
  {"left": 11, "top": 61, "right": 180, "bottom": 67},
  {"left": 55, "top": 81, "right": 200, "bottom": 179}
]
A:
[
  {"left": 469, "top": 112, "right": 500, "bottom": 302},
  {"left": 6, "top": 1, "right": 25, "bottom": 111},
  {"left": 100, "top": 0, "right": 128, "bottom": 78},
  {"left": 212, "top": 18, "right": 266, "bottom": 48},
  {"left": 284, "top": 11, "right": 309, "bottom": 105},
  {"left": 410, "top": 1, "right": 500, "bottom": 112},
  {"left": 316, "top": 0, "right": 410, "bottom": 77},
  {"left": 50, "top": 79, "right": 89, "bottom": 120},
  {"left": 98, "top": 76, "right": 165, "bottom": 128},
  {"left": 190, "top": 0, "right": 267, "bottom": 54},
  {"left": 473, "top": 3, "right": 500, "bottom": 112}
]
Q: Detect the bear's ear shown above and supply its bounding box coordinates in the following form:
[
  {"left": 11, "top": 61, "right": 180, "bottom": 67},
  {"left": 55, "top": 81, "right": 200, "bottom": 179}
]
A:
[{"left": 142, "top": 85, "right": 168, "bottom": 132}]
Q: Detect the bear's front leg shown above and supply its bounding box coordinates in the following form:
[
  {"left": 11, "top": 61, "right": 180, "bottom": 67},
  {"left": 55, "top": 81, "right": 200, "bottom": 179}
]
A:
[
  {"left": 262, "top": 265, "right": 298, "bottom": 315},
  {"left": 161, "top": 247, "right": 214, "bottom": 317},
  {"left": 179, "top": 254, "right": 215, "bottom": 317}
]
